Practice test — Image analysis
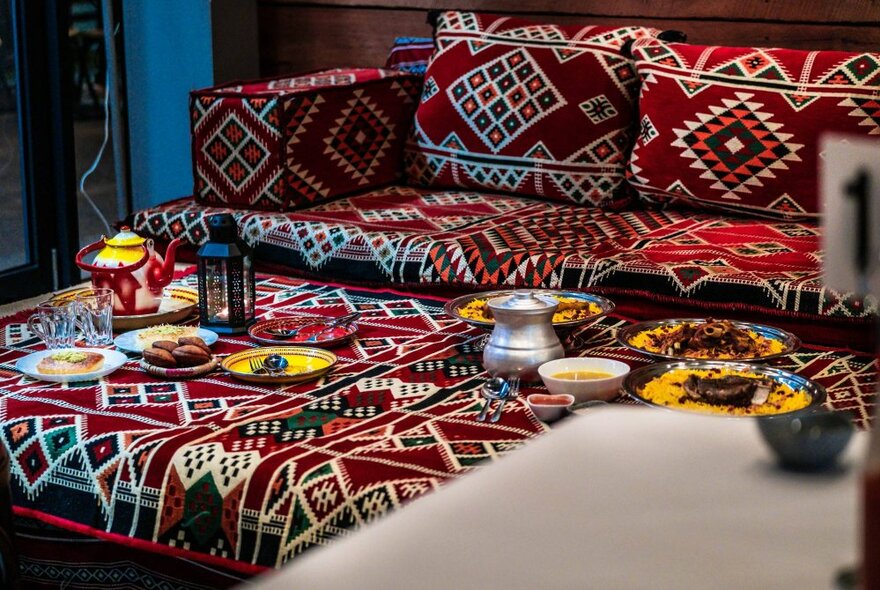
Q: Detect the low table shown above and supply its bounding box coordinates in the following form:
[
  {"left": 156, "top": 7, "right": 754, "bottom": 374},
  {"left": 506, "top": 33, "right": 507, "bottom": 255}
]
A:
[
  {"left": 253, "top": 408, "right": 869, "bottom": 590},
  {"left": 0, "top": 274, "right": 875, "bottom": 587}
]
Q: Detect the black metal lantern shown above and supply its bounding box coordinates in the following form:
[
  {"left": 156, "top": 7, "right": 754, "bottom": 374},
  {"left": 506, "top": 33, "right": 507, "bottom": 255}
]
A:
[{"left": 197, "top": 214, "right": 255, "bottom": 334}]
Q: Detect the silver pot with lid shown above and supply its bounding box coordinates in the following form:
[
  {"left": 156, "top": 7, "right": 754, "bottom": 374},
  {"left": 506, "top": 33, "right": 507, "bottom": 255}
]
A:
[{"left": 482, "top": 290, "right": 564, "bottom": 381}]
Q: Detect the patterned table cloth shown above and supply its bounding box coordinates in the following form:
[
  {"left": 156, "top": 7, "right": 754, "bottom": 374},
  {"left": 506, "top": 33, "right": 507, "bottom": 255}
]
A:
[{"left": 0, "top": 275, "right": 875, "bottom": 579}]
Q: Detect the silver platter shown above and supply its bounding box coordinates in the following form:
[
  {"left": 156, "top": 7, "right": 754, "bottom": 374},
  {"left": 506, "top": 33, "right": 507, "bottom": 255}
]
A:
[
  {"left": 622, "top": 360, "right": 826, "bottom": 418},
  {"left": 444, "top": 289, "right": 614, "bottom": 332},
  {"left": 616, "top": 318, "right": 800, "bottom": 362}
]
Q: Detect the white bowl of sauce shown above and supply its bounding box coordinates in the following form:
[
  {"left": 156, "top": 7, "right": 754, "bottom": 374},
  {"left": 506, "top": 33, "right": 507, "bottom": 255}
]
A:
[
  {"left": 537, "top": 357, "right": 630, "bottom": 403},
  {"left": 526, "top": 394, "right": 575, "bottom": 423}
]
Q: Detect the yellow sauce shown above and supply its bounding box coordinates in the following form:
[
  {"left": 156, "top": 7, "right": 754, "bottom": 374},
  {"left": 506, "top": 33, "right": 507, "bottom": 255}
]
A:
[{"left": 552, "top": 370, "right": 613, "bottom": 380}]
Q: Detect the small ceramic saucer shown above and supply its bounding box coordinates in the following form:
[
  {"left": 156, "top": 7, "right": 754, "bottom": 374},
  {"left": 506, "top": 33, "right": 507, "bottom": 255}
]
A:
[
  {"left": 248, "top": 317, "right": 356, "bottom": 347},
  {"left": 114, "top": 327, "right": 218, "bottom": 354},
  {"left": 526, "top": 393, "right": 575, "bottom": 423}
]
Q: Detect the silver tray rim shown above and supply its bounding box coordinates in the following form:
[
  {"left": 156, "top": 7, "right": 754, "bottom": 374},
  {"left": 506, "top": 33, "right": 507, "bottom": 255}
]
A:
[
  {"left": 622, "top": 360, "right": 827, "bottom": 418},
  {"left": 444, "top": 289, "right": 615, "bottom": 331},
  {"left": 615, "top": 318, "right": 801, "bottom": 362}
]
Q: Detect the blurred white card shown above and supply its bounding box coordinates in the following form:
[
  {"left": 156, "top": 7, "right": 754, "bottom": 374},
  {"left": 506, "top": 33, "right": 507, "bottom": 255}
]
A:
[{"left": 820, "top": 134, "right": 880, "bottom": 296}]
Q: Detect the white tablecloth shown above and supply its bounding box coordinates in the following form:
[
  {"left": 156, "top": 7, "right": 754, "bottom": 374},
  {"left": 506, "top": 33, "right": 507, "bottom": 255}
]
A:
[{"left": 250, "top": 407, "right": 867, "bottom": 590}]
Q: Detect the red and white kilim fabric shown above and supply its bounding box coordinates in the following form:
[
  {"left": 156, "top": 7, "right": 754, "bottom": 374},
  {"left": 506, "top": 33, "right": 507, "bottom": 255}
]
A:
[
  {"left": 404, "top": 11, "right": 658, "bottom": 208},
  {"left": 0, "top": 276, "right": 549, "bottom": 574},
  {"left": 191, "top": 68, "right": 422, "bottom": 211},
  {"left": 0, "top": 275, "right": 875, "bottom": 583},
  {"left": 629, "top": 39, "right": 880, "bottom": 219},
  {"left": 132, "top": 187, "right": 876, "bottom": 331}
]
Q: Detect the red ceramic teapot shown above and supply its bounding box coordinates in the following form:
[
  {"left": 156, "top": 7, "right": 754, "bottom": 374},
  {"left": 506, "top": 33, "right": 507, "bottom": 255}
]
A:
[{"left": 75, "top": 228, "right": 182, "bottom": 316}]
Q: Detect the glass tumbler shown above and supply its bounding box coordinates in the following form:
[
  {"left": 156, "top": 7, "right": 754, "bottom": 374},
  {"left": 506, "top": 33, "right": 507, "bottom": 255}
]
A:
[
  {"left": 27, "top": 301, "right": 77, "bottom": 349},
  {"left": 74, "top": 288, "right": 114, "bottom": 346}
]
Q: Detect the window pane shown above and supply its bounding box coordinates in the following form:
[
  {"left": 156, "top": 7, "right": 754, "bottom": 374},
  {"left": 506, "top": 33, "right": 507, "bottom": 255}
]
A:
[
  {"left": 70, "top": 0, "right": 119, "bottom": 251},
  {"left": 0, "top": 3, "right": 28, "bottom": 271}
]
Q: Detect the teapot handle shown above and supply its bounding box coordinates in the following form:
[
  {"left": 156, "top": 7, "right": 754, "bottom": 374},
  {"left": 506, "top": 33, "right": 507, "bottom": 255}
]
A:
[{"left": 75, "top": 239, "right": 150, "bottom": 273}]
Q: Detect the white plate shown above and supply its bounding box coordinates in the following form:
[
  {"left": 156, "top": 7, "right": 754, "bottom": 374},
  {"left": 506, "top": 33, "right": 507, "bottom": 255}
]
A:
[
  {"left": 114, "top": 327, "right": 219, "bottom": 354},
  {"left": 15, "top": 348, "right": 128, "bottom": 383}
]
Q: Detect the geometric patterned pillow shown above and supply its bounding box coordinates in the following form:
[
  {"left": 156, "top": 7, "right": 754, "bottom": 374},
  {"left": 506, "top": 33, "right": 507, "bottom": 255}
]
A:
[
  {"left": 404, "top": 11, "right": 659, "bottom": 208},
  {"left": 628, "top": 39, "right": 880, "bottom": 219},
  {"left": 191, "top": 68, "right": 422, "bottom": 211},
  {"left": 384, "top": 37, "right": 434, "bottom": 75}
]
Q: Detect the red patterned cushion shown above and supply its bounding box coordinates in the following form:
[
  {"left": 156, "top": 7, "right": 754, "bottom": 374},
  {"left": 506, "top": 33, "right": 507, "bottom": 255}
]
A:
[
  {"left": 628, "top": 39, "right": 880, "bottom": 219},
  {"left": 404, "top": 11, "right": 659, "bottom": 207},
  {"left": 191, "top": 68, "right": 421, "bottom": 211},
  {"left": 384, "top": 37, "right": 434, "bottom": 75}
]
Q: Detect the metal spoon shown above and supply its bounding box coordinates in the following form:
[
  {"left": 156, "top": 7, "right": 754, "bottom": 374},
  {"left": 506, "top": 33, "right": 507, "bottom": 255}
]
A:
[
  {"left": 265, "top": 324, "right": 315, "bottom": 338},
  {"left": 305, "top": 312, "right": 361, "bottom": 343},
  {"left": 490, "top": 375, "right": 520, "bottom": 423},
  {"left": 267, "top": 312, "right": 361, "bottom": 340},
  {"left": 262, "top": 354, "right": 289, "bottom": 375},
  {"left": 477, "top": 376, "right": 508, "bottom": 422}
]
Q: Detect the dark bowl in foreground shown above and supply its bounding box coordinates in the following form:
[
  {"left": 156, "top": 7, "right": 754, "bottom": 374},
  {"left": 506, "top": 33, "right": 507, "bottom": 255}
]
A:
[{"left": 757, "top": 410, "right": 855, "bottom": 472}]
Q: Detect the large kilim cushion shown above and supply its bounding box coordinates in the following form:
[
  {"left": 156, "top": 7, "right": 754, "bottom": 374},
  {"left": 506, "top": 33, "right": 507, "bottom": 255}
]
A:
[
  {"left": 404, "top": 11, "right": 658, "bottom": 207},
  {"left": 629, "top": 39, "right": 880, "bottom": 219},
  {"left": 132, "top": 187, "right": 875, "bottom": 329},
  {"left": 191, "top": 68, "right": 422, "bottom": 211}
]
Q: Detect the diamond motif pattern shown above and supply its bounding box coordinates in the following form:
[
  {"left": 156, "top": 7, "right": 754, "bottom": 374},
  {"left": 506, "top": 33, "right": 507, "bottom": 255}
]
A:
[
  {"left": 580, "top": 94, "right": 618, "bottom": 124},
  {"left": 202, "top": 113, "right": 271, "bottom": 190},
  {"left": 672, "top": 92, "right": 803, "bottom": 199},
  {"left": 407, "top": 12, "right": 657, "bottom": 207},
  {"left": 639, "top": 115, "right": 659, "bottom": 145},
  {"left": 324, "top": 90, "right": 396, "bottom": 184},
  {"left": 839, "top": 97, "right": 880, "bottom": 135},
  {"left": 630, "top": 39, "right": 880, "bottom": 217},
  {"left": 192, "top": 68, "right": 421, "bottom": 211},
  {"left": 818, "top": 54, "right": 880, "bottom": 86},
  {"left": 447, "top": 48, "right": 566, "bottom": 152},
  {"left": 421, "top": 77, "right": 439, "bottom": 103},
  {"left": 714, "top": 50, "right": 793, "bottom": 82}
]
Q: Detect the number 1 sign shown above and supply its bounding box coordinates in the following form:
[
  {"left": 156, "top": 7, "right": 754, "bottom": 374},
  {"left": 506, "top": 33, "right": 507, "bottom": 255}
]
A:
[
  {"left": 820, "top": 134, "right": 880, "bottom": 297},
  {"left": 821, "top": 135, "right": 880, "bottom": 590}
]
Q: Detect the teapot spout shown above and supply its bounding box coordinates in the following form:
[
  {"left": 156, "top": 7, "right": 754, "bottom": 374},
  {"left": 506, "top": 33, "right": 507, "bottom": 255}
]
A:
[{"left": 150, "top": 238, "right": 182, "bottom": 290}]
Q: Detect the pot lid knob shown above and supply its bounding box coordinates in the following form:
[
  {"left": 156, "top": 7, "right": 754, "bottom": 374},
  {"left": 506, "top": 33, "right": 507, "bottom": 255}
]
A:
[
  {"left": 488, "top": 290, "right": 557, "bottom": 312},
  {"left": 104, "top": 226, "right": 146, "bottom": 247}
]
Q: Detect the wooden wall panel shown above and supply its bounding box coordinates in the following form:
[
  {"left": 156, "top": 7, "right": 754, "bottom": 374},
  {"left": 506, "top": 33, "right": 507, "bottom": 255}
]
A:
[
  {"left": 258, "top": 2, "right": 880, "bottom": 76},
  {"left": 260, "top": 0, "right": 880, "bottom": 23}
]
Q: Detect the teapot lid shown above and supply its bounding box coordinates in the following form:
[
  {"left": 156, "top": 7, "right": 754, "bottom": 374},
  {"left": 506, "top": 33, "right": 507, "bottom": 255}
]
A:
[
  {"left": 104, "top": 227, "right": 146, "bottom": 247},
  {"left": 488, "top": 291, "right": 557, "bottom": 313}
]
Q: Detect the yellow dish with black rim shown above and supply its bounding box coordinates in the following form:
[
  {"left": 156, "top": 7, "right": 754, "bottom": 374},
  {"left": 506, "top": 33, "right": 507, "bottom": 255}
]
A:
[{"left": 221, "top": 346, "right": 337, "bottom": 384}]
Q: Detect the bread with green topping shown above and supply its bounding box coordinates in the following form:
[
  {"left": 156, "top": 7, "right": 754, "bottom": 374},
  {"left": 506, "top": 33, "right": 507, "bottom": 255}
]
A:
[{"left": 37, "top": 351, "right": 104, "bottom": 375}]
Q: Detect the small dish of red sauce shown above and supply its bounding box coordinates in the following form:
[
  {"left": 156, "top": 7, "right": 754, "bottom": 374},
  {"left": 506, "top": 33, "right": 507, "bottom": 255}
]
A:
[{"left": 526, "top": 393, "right": 575, "bottom": 423}]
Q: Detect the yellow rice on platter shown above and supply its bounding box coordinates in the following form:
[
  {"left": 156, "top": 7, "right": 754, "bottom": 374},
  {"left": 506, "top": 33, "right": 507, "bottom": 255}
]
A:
[
  {"left": 628, "top": 324, "right": 785, "bottom": 359},
  {"left": 638, "top": 367, "right": 813, "bottom": 416},
  {"left": 457, "top": 296, "right": 602, "bottom": 323}
]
